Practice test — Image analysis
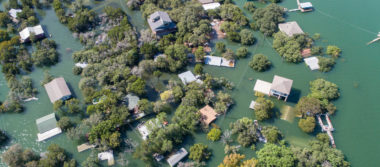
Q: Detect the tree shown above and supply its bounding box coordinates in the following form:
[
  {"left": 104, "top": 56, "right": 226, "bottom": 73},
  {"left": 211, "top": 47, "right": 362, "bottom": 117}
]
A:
[
  {"left": 0, "top": 129, "right": 8, "bottom": 146},
  {"left": 295, "top": 97, "right": 322, "bottom": 117},
  {"left": 0, "top": 12, "right": 11, "bottom": 27},
  {"left": 249, "top": 54, "right": 271, "bottom": 72},
  {"left": 311, "top": 46, "right": 323, "bottom": 55},
  {"left": 57, "top": 117, "right": 72, "bottom": 131},
  {"left": 254, "top": 97, "right": 274, "bottom": 121},
  {"left": 172, "top": 105, "right": 200, "bottom": 132},
  {"left": 207, "top": 128, "right": 222, "bottom": 141},
  {"left": 32, "top": 39, "right": 59, "bottom": 67},
  {"left": 230, "top": 117, "right": 257, "bottom": 147},
  {"left": 272, "top": 32, "right": 303, "bottom": 63},
  {"left": 308, "top": 79, "right": 340, "bottom": 106},
  {"left": 261, "top": 126, "right": 282, "bottom": 143},
  {"left": 218, "top": 153, "right": 246, "bottom": 167},
  {"left": 252, "top": 4, "right": 285, "bottom": 36},
  {"left": 244, "top": 2, "right": 256, "bottom": 13},
  {"left": 239, "top": 29, "right": 255, "bottom": 45},
  {"left": 216, "top": 42, "right": 226, "bottom": 53},
  {"left": 236, "top": 47, "right": 248, "bottom": 58},
  {"left": 257, "top": 143, "right": 295, "bottom": 167},
  {"left": 65, "top": 98, "right": 81, "bottom": 113},
  {"left": 195, "top": 46, "right": 205, "bottom": 62},
  {"left": 140, "top": 42, "right": 157, "bottom": 59},
  {"left": 194, "top": 64, "right": 203, "bottom": 75},
  {"left": 326, "top": 45, "right": 341, "bottom": 57},
  {"left": 222, "top": 49, "right": 235, "bottom": 60},
  {"left": 189, "top": 143, "right": 211, "bottom": 162},
  {"left": 298, "top": 117, "right": 316, "bottom": 133},
  {"left": 2, "top": 144, "right": 39, "bottom": 167},
  {"left": 138, "top": 99, "right": 153, "bottom": 114},
  {"left": 127, "top": 77, "right": 146, "bottom": 95},
  {"left": 318, "top": 57, "right": 336, "bottom": 72}
]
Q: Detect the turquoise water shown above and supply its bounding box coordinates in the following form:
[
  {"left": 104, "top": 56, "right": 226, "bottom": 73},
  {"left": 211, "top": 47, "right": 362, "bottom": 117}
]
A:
[{"left": 1, "top": 0, "right": 380, "bottom": 166}]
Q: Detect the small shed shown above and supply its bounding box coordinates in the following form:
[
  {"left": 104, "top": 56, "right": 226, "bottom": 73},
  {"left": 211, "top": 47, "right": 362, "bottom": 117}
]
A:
[
  {"left": 124, "top": 94, "right": 140, "bottom": 111},
  {"left": 178, "top": 71, "right": 202, "bottom": 85},
  {"left": 270, "top": 75, "right": 293, "bottom": 101},
  {"left": 44, "top": 77, "right": 72, "bottom": 103},
  {"left": 19, "top": 25, "right": 45, "bottom": 43},
  {"left": 304, "top": 57, "right": 320, "bottom": 70},
  {"left": 202, "top": 2, "right": 221, "bottom": 10},
  {"left": 299, "top": 2, "right": 313, "bottom": 11},
  {"left": 36, "top": 113, "right": 62, "bottom": 142},
  {"left": 205, "top": 56, "right": 235, "bottom": 67},
  {"left": 301, "top": 48, "right": 311, "bottom": 58},
  {"left": 9, "top": 9, "right": 22, "bottom": 22},
  {"left": 198, "top": 0, "right": 214, "bottom": 4},
  {"left": 249, "top": 101, "right": 256, "bottom": 110},
  {"left": 278, "top": 22, "right": 304, "bottom": 37},
  {"left": 199, "top": 105, "right": 218, "bottom": 125},
  {"left": 253, "top": 80, "right": 272, "bottom": 95},
  {"left": 167, "top": 148, "right": 188, "bottom": 167},
  {"left": 98, "top": 151, "right": 115, "bottom": 166}
]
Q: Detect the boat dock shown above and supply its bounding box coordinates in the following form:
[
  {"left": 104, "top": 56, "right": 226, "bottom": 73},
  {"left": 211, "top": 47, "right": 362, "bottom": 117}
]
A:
[
  {"left": 367, "top": 32, "right": 380, "bottom": 45},
  {"left": 77, "top": 143, "right": 96, "bottom": 152},
  {"left": 317, "top": 114, "right": 336, "bottom": 148}
]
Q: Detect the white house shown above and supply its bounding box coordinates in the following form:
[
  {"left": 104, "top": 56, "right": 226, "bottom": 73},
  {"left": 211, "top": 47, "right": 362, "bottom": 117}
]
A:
[{"left": 19, "top": 25, "right": 45, "bottom": 42}]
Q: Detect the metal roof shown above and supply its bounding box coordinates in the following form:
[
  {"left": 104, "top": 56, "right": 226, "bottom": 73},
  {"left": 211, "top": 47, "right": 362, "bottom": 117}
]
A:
[
  {"left": 253, "top": 80, "right": 272, "bottom": 95},
  {"left": 178, "top": 71, "right": 197, "bottom": 85},
  {"left": 300, "top": 2, "right": 313, "bottom": 9},
  {"left": 19, "top": 25, "right": 44, "bottom": 40},
  {"left": 36, "top": 113, "right": 58, "bottom": 134},
  {"left": 147, "top": 11, "right": 175, "bottom": 32},
  {"left": 271, "top": 75, "right": 293, "bottom": 95},
  {"left": 44, "top": 77, "right": 71, "bottom": 103},
  {"left": 202, "top": 2, "right": 221, "bottom": 10},
  {"left": 167, "top": 148, "right": 188, "bottom": 167},
  {"left": 125, "top": 94, "right": 140, "bottom": 110},
  {"left": 9, "top": 9, "right": 22, "bottom": 18},
  {"left": 198, "top": 0, "right": 214, "bottom": 4},
  {"left": 304, "top": 57, "right": 320, "bottom": 70},
  {"left": 278, "top": 21, "right": 304, "bottom": 37}
]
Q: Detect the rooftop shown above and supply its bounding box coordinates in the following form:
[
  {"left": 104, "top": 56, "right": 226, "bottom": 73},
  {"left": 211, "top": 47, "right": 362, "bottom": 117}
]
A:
[
  {"left": 300, "top": 2, "right": 313, "bottom": 9},
  {"left": 44, "top": 77, "right": 71, "bottom": 103},
  {"left": 147, "top": 11, "right": 175, "bottom": 32},
  {"left": 199, "top": 105, "right": 218, "bottom": 125},
  {"left": 204, "top": 56, "right": 235, "bottom": 67},
  {"left": 278, "top": 21, "right": 304, "bottom": 37},
  {"left": 167, "top": 148, "right": 188, "bottom": 167},
  {"left": 98, "top": 151, "right": 115, "bottom": 166},
  {"left": 9, "top": 9, "right": 22, "bottom": 18},
  {"left": 202, "top": 2, "right": 221, "bottom": 10},
  {"left": 19, "top": 25, "right": 44, "bottom": 41},
  {"left": 178, "top": 71, "right": 202, "bottom": 85},
  {"left": 253, "top": 80, "right": 272, "bottom": 95},
  {"left": 271, "top": 75, "right": 293, "bottom": 95},
  {"left": 36, "top": 113, "right": 62, "bottom": 141},
  {"left": 304, "top": 57, "right": 320, "bottom": 70},
  {"left": 125, "top": 94, "right": 140, "bottom": 110},
  {"left": 198, "top": 0, "right": 214, "bottom": 4}
]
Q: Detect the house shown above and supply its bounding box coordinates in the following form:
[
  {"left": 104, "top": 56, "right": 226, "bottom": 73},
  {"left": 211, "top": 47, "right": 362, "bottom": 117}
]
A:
[
  {"left": 178, "top": 71, "right": 202, "bottom": 85},
  {"left": 167, "top": 148, "right": 188, "bottom": 167},
  {"left": 304, "top": 57, "right": 320, "bottom": 70},
  {"left": 36, "top": 113, "right": 62, "bottom": 142},
  {"left": 75, "top": 62, "right": 88, "bottom": 68},
  {"left": 98, "top": 151, "right": 115, "bottom": 166},
  {"left": 198, "top": 0, "right": 220, "bottom": 10},
  {"left": 204, "top": 56, "right": 235, "bottom": 67},
  {"left": 137, "top": 118, "right": 162, "bottom": 140},
  {"left": 253, "top": 75, "right": 293, "bottom": 101},
  {"left": 199, "top": 105, "right": 218, "bottom": 125},
  {"left": 44, "top": 77, "right": 72, "bottom": 103},
  {"left": 278, "top": 21, "right": 304, "bottom": 37},
  {"left": 147, "top": 11, "right": 176, "bottom": 36},
  {"left": 249, "top": 100, "right": 256, "bottom": 110},
  {"left": 299, "top": 2, "right": 313, "bottom": 12},
  {"left": 19, "top": 25, "right": 45, "bottom": 43},
  {"left": 124, "top": 94, "right": 140, "bottom": 111},
  {"left": 301, "top": 48, "right": 311, "bottom": 58},
  {"left": 198, "top": 0, "right": 214, "bottom": 4},
  {"left": 270, "top": 75, "right": 293, "bottom": 101},
  {"left": 8, "top": 9, "right": 22, "bottom": 22}
]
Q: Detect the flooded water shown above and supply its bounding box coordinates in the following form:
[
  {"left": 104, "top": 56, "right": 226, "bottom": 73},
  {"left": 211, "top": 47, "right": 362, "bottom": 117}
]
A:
[{"left": 1, "top": 0, "right": 380, "bottom": 166}]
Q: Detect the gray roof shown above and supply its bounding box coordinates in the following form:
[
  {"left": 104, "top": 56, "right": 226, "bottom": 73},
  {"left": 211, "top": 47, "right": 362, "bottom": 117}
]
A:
[
  {"left": 278, "top": 21, "right": 304, "bottom": 37},
  {"left": 44, "top": 77, "right": 71, "bottom": 103},
  {"left": 148, "top": 11, "right": 175, "bottom": 32},
  {"left": 125, "top": 94, "right": 140, "bottom": 110},
  {"left": 36, "top": 113, "right": 58, "bottom": 134},
  {"left": 167, "top": 148, "right": 188, "bottom": 167},
  {"left": 271, "top": 75, "right": 293, "bottom": 95},
  {"left": 198, "top": 0, "right": 214, "bottom": 4},
  {"left": 9, "top": 9, "right": 22, "bottom": 18},
  {"left": 178, "top": 71, "right": 197, "bottom": 85}
]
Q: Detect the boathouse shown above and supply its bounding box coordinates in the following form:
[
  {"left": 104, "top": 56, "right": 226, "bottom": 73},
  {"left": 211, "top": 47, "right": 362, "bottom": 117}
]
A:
[
  {"left": 124, "top": 94, "right": 140, "bottom": 111},
  {"left": 199, "top": 105, "right": 218, "bottom": 125},
  {"left": 304, "top": 57, "right": 320, "bottom": 70},
  {"left": 19, "top": 25, "right": 45, "bottom": 43},
  {"left": 299, "top": 2, "right": 313, "bottom": 12},
  {"left": 278, "top": 21, "right": 304, "bottom": 37},
  {"left": 270, "top": 75, "right": 293, "bottom": 101},
  {"left": 44, "top": 77, "right": 72, "bottom": 103},
  {"left": 167, "top": 148, "right": 188, "bottom": 167},
  {"left": 198, "top": 0, "right": 221, "bottom": 10},
  {"left": 36, "top": 113, "right": 62, "bottom": 142},
  {"left": 147, "top": 11, "right": 176, "bottom": 36},
  {"left": 178, "top": 71, "right": 202, "bottom": 85}
]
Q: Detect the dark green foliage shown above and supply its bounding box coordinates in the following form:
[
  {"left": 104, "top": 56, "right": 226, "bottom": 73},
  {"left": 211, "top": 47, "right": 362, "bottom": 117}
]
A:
[
  {"left": 244, "top": 2, "right": 256, "bottom": 13},
  {"left": 230, "top": 117, "right": 257, "bottom": 147},
  {"left": 295, "top": 97, "right": 322, "bottom": 117},
  {"left": 249, "top": 54, "right": 271, "bottom": 72},
  {"left": 239, "top": 29, "right": 255, "bottom": 45},
  {"left": 254, "top": 97, "right": 274, "bottom": 121},
  {"left": 72, "top": 66, "right": 82, "bottom": 75},
  {"left": 273, "top": 32, "right": 303, "bottom": 63},
  {"left": 308, "top": 78, "right": 340, "bottom": 106},
  {"left": 161, "top": 44, "right": 188, "bottom": 72},
  {"left": 326, "top": 45, "right": 342, "bottom": 57},
  {"left": 194, "top": 64, "right": 203, "bottom": 75},
  {"left": 39, "top": 144, "right": 76, "bottom": 167},
  {"left": 32, "top": 39, "right": 59, "bottom": 67},
  {"left": 311, "top": 46, "right": 323, "bottom": 55},
  {"left": 65, "top": 98, "right": 81, "bottom": 113},
  {"left": 140, "top": 43, "right": 158, "bottom": 59},
  {"left": 252, "top": 4, "right": 285, "bottom": 36},
  {"left": 222, "top": 49, "right": 235, "bottom": 60},
  {"left": 0, "top": 12, "right": 11, "bottom": 27},
  {"left": 219, "top": 4, "right": 248, "bottom": 26},
  {"left": 261, "top": 126, "right": 282, "bottom": 143},
  {"left": 172, "top": 105, "right": 200, "bottom": 132},
  {"left": 1, "top": 144, "right": 39, "bottom": 167},
  {"left": 0, "top": 129, "right": 8, "bottom": 146},
  {"left": 127, "top": 77, "right": 146, "bottom": 95},
  {"left": 257, "top": 143, "right": 295, "bottom": 167},
  {"left": 318, "top": 56, "right": 336, "bottom": 72},
  {"left": 189, "top": 143, "right": 211, "bottom": 162},
  {"left": 0, "top": 30, "right": 9, "bottom": 42},
  {"left": 236, "top": 47, "right": 248, "bottom": 58},
  {"left": 216, "top": 42, "right": 226, "bottom": 53},
  {"left": 138, "top": 99, "right": 153, "bottom": 114},
  {"left": 298, "top": 117, "right": 316, "bottom": 133},
  {"left": 68, "top": 9, "right": 96, "bottom": 32},
  {"left": 57, "top": 117, "right": 73, "bottom": 131}
]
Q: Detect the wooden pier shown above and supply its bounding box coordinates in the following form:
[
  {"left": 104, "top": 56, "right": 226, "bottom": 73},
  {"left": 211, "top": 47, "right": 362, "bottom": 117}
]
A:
[{"left": 317, "top": 114, "right": 336, "bottom": 148}]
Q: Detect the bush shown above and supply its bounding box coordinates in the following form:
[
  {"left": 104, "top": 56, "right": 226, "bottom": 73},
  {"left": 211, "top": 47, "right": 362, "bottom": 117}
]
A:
[
  {"left": 318, "top": 57, "right": 335, "bottom": 72},
  {"left": 236, "top": 47, "right": 249, "bottom": 58},
  {"left": 207, "top": 128, "right": 221, "bottom": 141},
  {"left": 57, "top": 117, "right": 73, "bottom": 131},
  {"left": 249, "top": 54, "right": 271, "bottom": 72},
  {"left": 189, "top": 143, "right": 211, "bottom": 162},
  {"left": 298, "top": 117, "right": 316, "bottom": 133},
  {"left": 72, "top": 66, "right": 83, "bottom": 75},
  {"left": 244, "top": 2, "right": 256, "bottom": 13},
  {"left": 326, "top": 45, "right": 341, "bottom": 57},
  {"left": 194, "top": 64, "right": 203, "bottom": 75},
  {"left": 254, "top": 97, "right": 274, "bottom": 121},
  {"left": 240, "top": 29, "right": 255, "bottom": 45},
  {"left": 216, "top": 42, "right": 226, "bottom": 53}
]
